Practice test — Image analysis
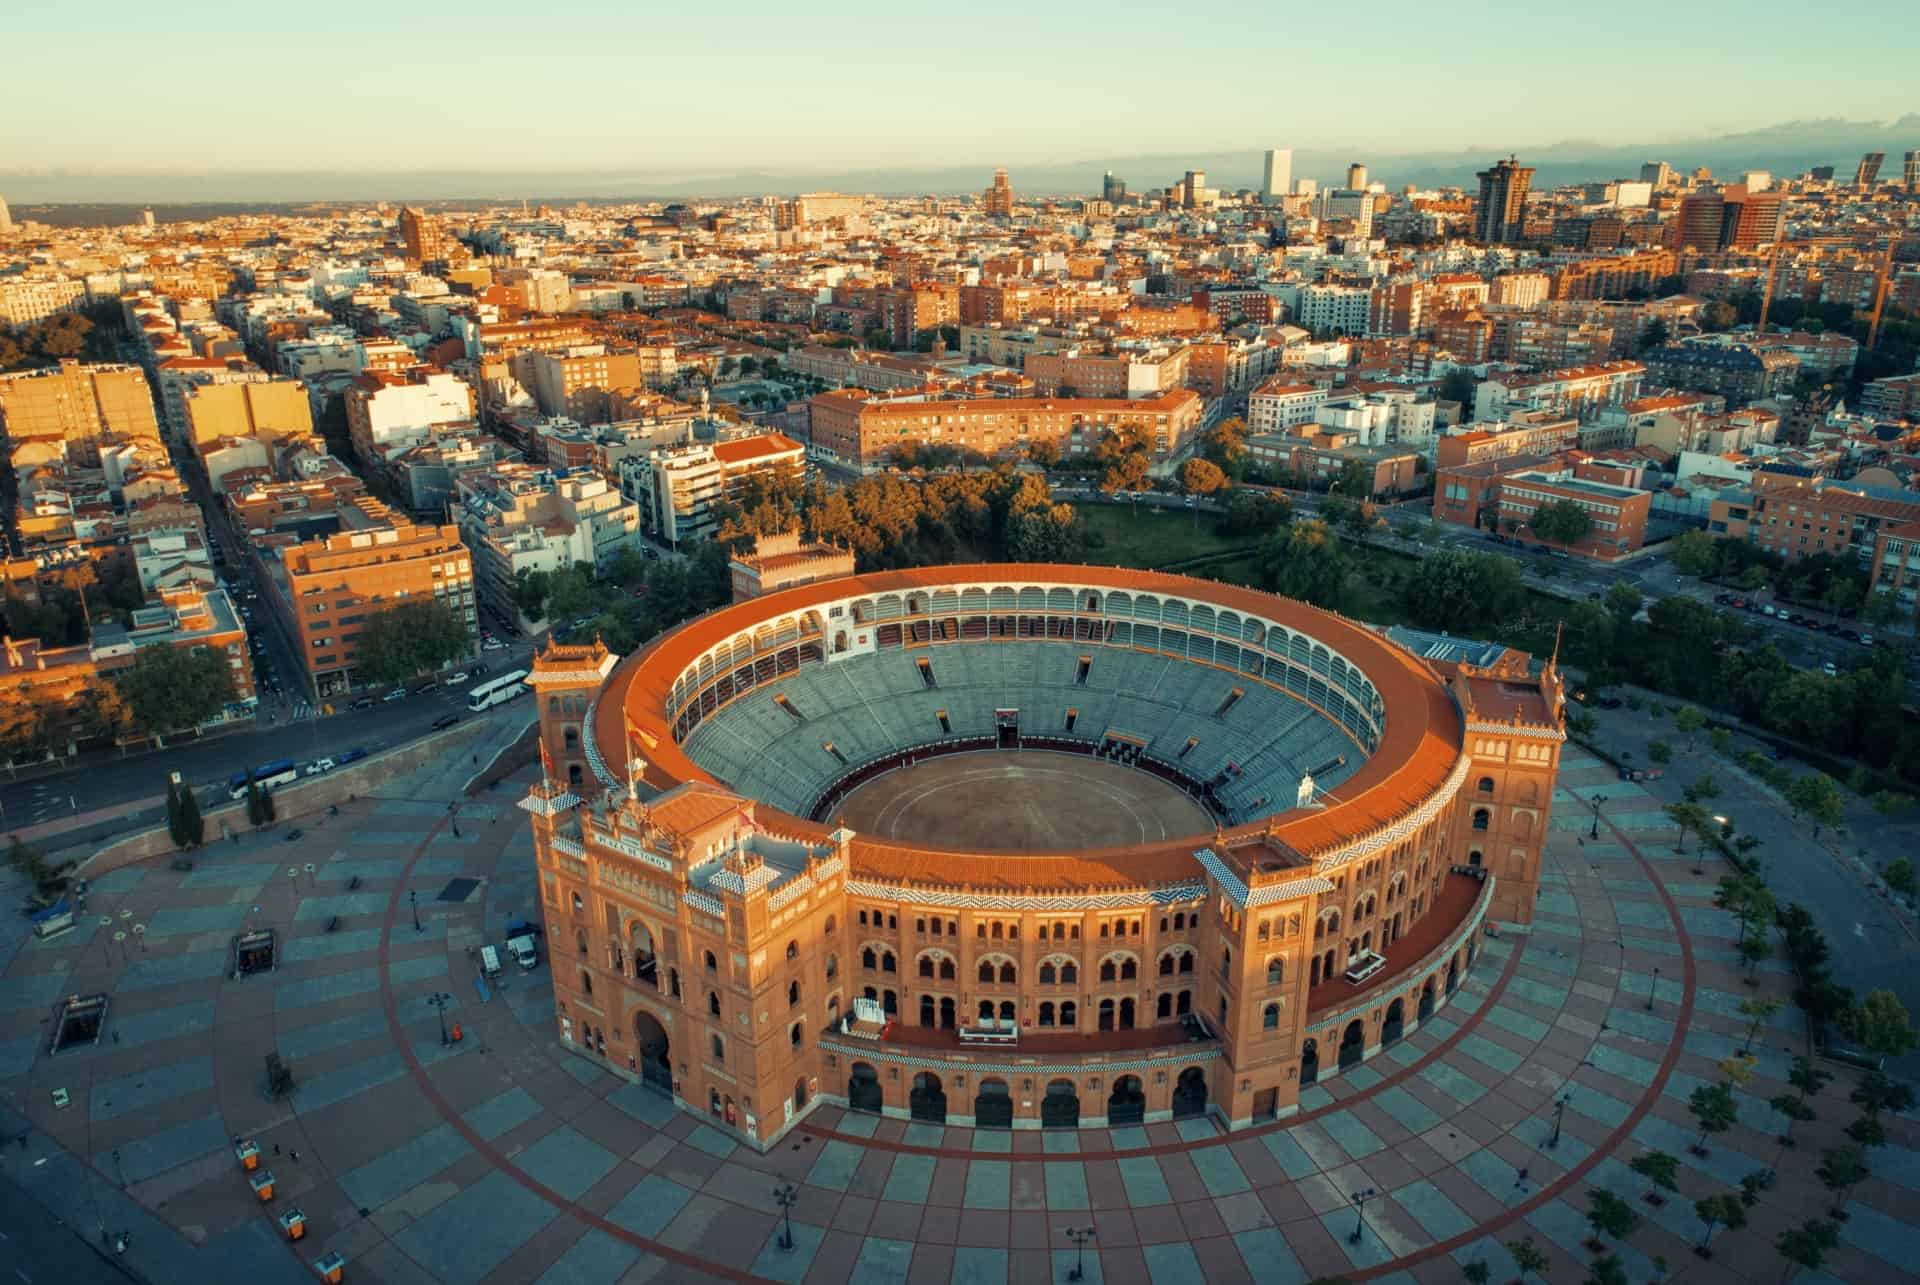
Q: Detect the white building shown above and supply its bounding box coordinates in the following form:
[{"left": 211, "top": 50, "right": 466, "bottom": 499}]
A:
[
  {"left": 1247, "top": 378, "right": 1328, "bottom": 432},
  {"left": 1295, "top": 284, "right": 1372, "bottom": 336},
  {"left": 1261, "top": 149, "right": 1293, "bottom": 203}
]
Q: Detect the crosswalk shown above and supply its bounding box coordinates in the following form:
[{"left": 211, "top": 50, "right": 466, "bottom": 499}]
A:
[{"left": 287, "top": 702, "right": 318, "bottom": 722}]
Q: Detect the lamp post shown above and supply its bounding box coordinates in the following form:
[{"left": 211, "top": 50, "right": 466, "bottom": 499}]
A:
[
  {"left": 1549, "top": 1092, "right": 1571, "bottom": 1149},
  {"left": 448, "top": 800, "right": 460, "bottom": 839},
  {"left": 772, "top": 1182, "right": 799, "bottom": 1251},
  {"left": 1647, "top": 965, "right": 1660, "bottom": 1011},
  {"left": 1348, "top": 1187, "right": 1377, "bottom": 1245},
  {"left": 426, "top": 991, "right": 453, "bottom": 1045},
  {"left": 1590, "top": 794, "right": 1606, "bottom": 839},
  {"left": 410, "top": 889, "right": 421, "bottom": 933},
  {"left": 1064, "top": 1225, "right": 1096, "bottom": 1281}
]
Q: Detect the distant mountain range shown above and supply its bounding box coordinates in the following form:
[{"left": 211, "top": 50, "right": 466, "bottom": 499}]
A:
[{"left": 5, "top": 116, "right": 1917, "bottom": 213}]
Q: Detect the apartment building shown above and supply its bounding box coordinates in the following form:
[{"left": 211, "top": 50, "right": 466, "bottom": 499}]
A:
[
  {"left": 787, "top": 346, "right": 946, "bottom": 393},
  {"left": 1489, "top": 272, "right": 1551, "bottom": 309},
  {"left": 183, "top": 377, "right": 314, "bottom": 452},
  {"left": 345, "top": 367, "right": 474, "bottom": 464},
  {"left": 517, "top": 346, "right": 647, "bottom": 419},
  {"left": 805, "top": 388, "right": 1202, "bottom": 469},
  {"left": 90, "top": 583, "right": 256, "bottom": 716},
  {"left": 1732, "top": 473, "right": 1920, "bottom": 571},
  {"left": 1026, "top": 346, "right": 1189, "bottom": 399},
  {"left": 268, "top": 500, "right": 477, "bottom": 698},
  {"left": 1366, "top": 282, "right": 1425, "bottom": 338},
  {"left": 399, "top": 206, "right": 451, "bottom": 264},
  {"left": 0, "top": 360, "right": 160, "bottom": 460},
  {"left": 620, "top": 433, "right": 805, "bottom": 548},
  {"left": 1436, "top": 413, "right": 1580, "bottom": 467},
  {"left": 0, "top": 277, "right": 86, "bottom": 327},
  {"left": 1492, "top": 467, "right": 1651, "bottom": 559},
  {"left": 1473, "top": 361, "right": 1645, "bottom": 423},
  {"left": 1549, "top": 250, "right": 1677, "bottom": 301},
  {"left": 1644, "top": 342, "right": 1795, "bottom": 407},
  {"left": 1294, "top": 285, "right": 1371, "bottom": 335},
  {"left": 1247, "top": 377, "right": 1329, "bottom": 432},
  {"left": 1861, "top": 372, "right": 1920, "bottom": 422},
  {"left": 458, "top": 467, "right": 644, "bottom": 619}
]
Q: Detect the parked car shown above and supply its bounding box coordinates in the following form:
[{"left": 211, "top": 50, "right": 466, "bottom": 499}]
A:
[
  {"left": 1860, "top": 634, "right": 1876, "bottom": 647},
  {"left": 413, "top": 681, "right": 440, "bottom": 695},
  {"left": 447, "top": 671, "right": 471, "bottom": 685},
  {"left": 1822, "top": 662, "right": 1838, "bottom": 677},
  {"left": 482, "top": 639, "right": 507, "bottom": 651},
  {"left": 304, "top": 758, "right": 336, "bottom": 776},
  {"left": 350, "top": 695, "right": 376, "bottom": 710},
  {"left": 381, "top": 688, "right": 407, "bottom": 703},
  {"left": 431, "top": 712, "right": 461, "bottom": 730}
]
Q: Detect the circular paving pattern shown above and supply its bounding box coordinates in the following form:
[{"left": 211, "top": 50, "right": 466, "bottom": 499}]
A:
[{"left": 2, "top": 744, "right": 1915, "bottom": 1285}]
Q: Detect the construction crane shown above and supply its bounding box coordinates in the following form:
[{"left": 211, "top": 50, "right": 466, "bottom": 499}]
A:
[{"left": 1865, "top": 238, "right": 1898, "bottom": 350}]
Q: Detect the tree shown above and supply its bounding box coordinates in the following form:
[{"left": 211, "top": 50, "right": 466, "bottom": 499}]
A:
[
  {"left": 1438, "top": 368, "right": 1477, "bottom": 408},
  {"left": 1845, "top": 1114, "right": 1886, "bottom": 1148},
  {"left": 1674, "top": 706, "right": 1705, "bottom": 749},
  {"left": 165, "top": 775, "right": 189, "bottom": 849},
  {"left": 1670, "top": 532, "right": 1721, "bottom": 580},
  {"left": 1886, "top": 857, "right": 1916, "bottom": 897},
  {"left": 1532, "top": 498, "right": 1594, "bottom": 550},
  {"left": 1848, "top": 1067, "right": 1915, "bottom": 1121},
  {"left": 355, "top": 599, "right": 472, "bottom": 686},
  {"left": 1702, "top": 301, "right": 1738, "bottom": 332},
  {"left": 1257, "top": 519, "right": 1348, "bottom": 610},
  {"left": 1505, "top": 1235, "right": 1550, "bottom": 1284},
  {"left": 1179, "top": 458, "right": 1228, "bottom": 525},
  {"left": 1462, "top": 1261, "right": 1491, "bottom": 1285},
  {"left": 1738, "top": 1166, "right": 1775, "bottom": 1209},
  {"left": 1664, "top": 800, "right": 1709, "bottom": 853},
  {"left": 1631, "top": 1150, "right": 1680, "bottom": 1204},
  {"left": 1693, "top": 1193, "right": 1746, "bottom": 1257},
  {"left": 1221, "top": 489, "right": 1290, "bottom": 537},
  {"left": 1838, "top": 990, "right": 1917, "bottom": 1063},
  {"left": 1688, "top": 1081, "right": 1738, "bottom": 1155},
  {"left": 1785, "top": 773, "right": 1845, "bottom": 837},
  {"left": 0, "top": 691, "right": 49, "bottom": 764},
  {"left": 1400, "top": 549, "right": 1526, "bottom": 633},
  {"left": 1776, "top": 1220, "right": 1840, "bottom": 1280},
  {"left": 1816, "top": 1145, "right": 1868, "bottom": 1219},
  {"left": 1640, "top": 317, "right": 1671, "bottom": 351},
  {"left": 1738, "top": 997, "right": 1783, "bottom": 1052},
  {"left": 1583, "top": 1253, "right": 1628, "bottom": 1285},
  {"left": 1604, "top": 581, "right": 1644, "bottom": 628},
  {"left": 1585, "top": 1188, "right": 1640, "bottom": 1245},
  {"left": 178, "top": 781, "right": 203, "bottom": 848},
  {"left": 114, "top": 645, "right": 238, "bottom": 737},
  {"left": 1771, "top": 1091, "right": 1816, "bottom": 1147}
]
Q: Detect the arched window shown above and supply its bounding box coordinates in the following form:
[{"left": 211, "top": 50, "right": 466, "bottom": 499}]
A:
[
  {"left": 790, "top": 1022, "right": 803, "bottom": 1048},
  {"left": 1478, "top": 776, "right": 1494, "bottom": 794},
  {"left": 915, "top": 918, "right": 926, "bottom": 934},
  {"left": 1222, "top": 947, "right": 1232, "bottom": 972},
  {"left": 1061, "top": 963, "right": 1077, "bottom": 984},
  {"left": 1179, "top": 953, "right": 1194, "bottom": 975},
  {"left": 788, "top": 980, "right": 801, "bottom": 1006},
  {"left": 1468, "top": 849, "right": 1483, "bottom": 868},
  {"left": 824, "top": 915, "right": 836, "bottom": 937},
  {"left": 581, "top": 970, "right": 593, "bottom": 997},
  {"left": 882, "top": 952, "right": 896, "bottom": 973},
  {"left": 785, "top": 941, "right": 798, "bottom": 961},
  {"left": 1267, "top": 958, "right": 1284, "bottom": 984},
  {"left": 704, "top": 950, "right": 717, "bottom": 972},
  {"left": 1038, "top": 1001, "right": 1055, "bottom": 1026},
  {"left": 707, "top": 991, "right": 721, "bottom": 1017},
  {"left": 979, "top": 960, "right": 995, "bottom": 983},
  {"left": 1100, "top": 922, "right": 1110, "bottom": 938},
  {"left": 1060, "top": 1001, "right": 1077, "bottom": 1026},
  {"left": 711, "top": 1034, "right": 724, "bottom": 1062},
  {"left": 1263, "top": 1003, "right": 1280, "bottom": 1029},
  {"left": 1100, "top": 959, "right": 1116, "bottom": 982},
  {"left": 1008, "top": 924, "right": 1019, "bottom": 940},
  {"left": 991, "top": 922, "right": 1002, "bottom": 939},
  {"left": 1157, "top": 993, "right": 1172, "bottom": 1018},
  {"left": 862, "top": 947, "right": 877, "bottom": 970},
  {"left": 921, "top": 957, "right": 935, "bottom": 978},
  {"left": 1121, "top": 959, "right": 1137, "bottom": 980},
  {"left": 977, "top": 923, "right": 986, "bottom": 939},
  {"left": 939, "top": 958, "right": 955, "bottom": 981},
  {"left": 576, "top": 929, "right": 588, "bottom": 958},
  {"left": 1472, "top": 808, "right": 1490, "bottom": 832},
  {"left": 825, "top": 954, "right": 838, "bottom": 978},
  {"left": 1174, "top": 912, "right": 1186, "bottom": 929},
  {"left": 1040, "top": 962, "right": 1056, "bottom": 985},
  {"left": 999, "top": 962, "right": 1015, "bottom": 984}
]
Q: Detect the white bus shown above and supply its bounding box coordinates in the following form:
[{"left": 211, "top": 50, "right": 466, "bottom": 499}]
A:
[{"left": 466, "top": 669, "right": 530, "bottom": 712}]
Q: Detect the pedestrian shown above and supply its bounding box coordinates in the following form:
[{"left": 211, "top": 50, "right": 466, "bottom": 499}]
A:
[
  {"left": 273, "top": 1143, "right": 281, "bottom": 1155},
  {"left": 289, "top": 1149, "right": 299, "bottom": 1162}
]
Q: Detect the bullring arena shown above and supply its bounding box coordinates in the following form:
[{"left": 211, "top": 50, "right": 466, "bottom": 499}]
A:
[{"left": 525, "top": 562, "right": 1565, "bottom": 1144}]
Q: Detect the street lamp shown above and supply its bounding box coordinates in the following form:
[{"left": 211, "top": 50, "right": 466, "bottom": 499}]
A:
[
  {"left": 1348, "top": 1188, "right": 1377, "bottom": 1245},
  {"left": 448, "top": 801, "right": 461, "bottom": 839},
  {"left": 1549, "top": 1092, "right": 1571, "bottom": 1149},
  {"left": 1064, "top": 1225, "right": 1096, "bottom": 1282},
  {"left": 410, "top": 889, "right": 421, "bottom": 933},
  {"left": 772, "top": 1182, "right": 799, "bottom": 1251},
  {"left": 1647, "top": 965, "right": 1660, "bottom": 1011},
  {"left": 426, "top": 992, "right": 453, "bottom": 1045},
  {"left": 1590, "top": 794, "right": 1607, "bottom": 839}
]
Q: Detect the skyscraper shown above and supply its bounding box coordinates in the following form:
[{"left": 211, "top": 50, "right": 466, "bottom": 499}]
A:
[
  {"left": 1346, "top": 163, "right": 1369, "bottom": 192},
  {"left": 1102, "top": 171, "right": 1127, "bottom": 204},
  {"left": 1261, "top": 149, "right": 1292, "bottom": 203},
  {"left": 1904, "top": 150, "right": 1920, "bottom": 192},
  {"left": 399, "top": 205, "right": 449, "bottom": 262},
  {"left": 983, "top": 168, "right": 1014, "bottom": 218},
  {"left": 1671, "top": 184, "right": 1782, "bottom": 251},
  {"left": 1856, "top": 152, "right": 1885, "bottom": 187},
  {"left": 1640, "top": 161, "right": 1674, "bottom": 188},
  {"left": 1474, "top": 156, "right": 1534, "bottom": 244},
  {"left": 0, "top": 195, "right": 11, "bottom": 233}
]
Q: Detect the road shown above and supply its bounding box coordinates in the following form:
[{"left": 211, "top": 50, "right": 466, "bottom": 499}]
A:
[{"left": 0, "top": 1170, "right": 140, "bottom": 1284}]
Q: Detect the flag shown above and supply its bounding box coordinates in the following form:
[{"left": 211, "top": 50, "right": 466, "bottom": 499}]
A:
[{"left": 540, "top": 737, "right": 554, "bottom": 788}]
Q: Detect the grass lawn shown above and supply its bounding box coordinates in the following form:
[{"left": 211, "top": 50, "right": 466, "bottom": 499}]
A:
[{"left": 1071, "top": 502, "right": 1250, "bottom": 569}]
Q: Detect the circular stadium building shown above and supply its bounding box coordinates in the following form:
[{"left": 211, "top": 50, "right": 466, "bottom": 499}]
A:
[{"left": 522, "top": 555, "right": 1565, "bottom": 1148}]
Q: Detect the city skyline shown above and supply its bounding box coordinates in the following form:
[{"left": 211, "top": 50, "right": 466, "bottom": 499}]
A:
[{"left": 5, "top": 0, "right": 1919, "bottom": 180}]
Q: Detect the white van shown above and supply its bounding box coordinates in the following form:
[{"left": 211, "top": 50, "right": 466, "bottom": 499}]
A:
[
  {"left": 508, "top": 934, "right": 539, "bottom": 970},
  {"left": 479, "top": 944, "right": 502, "bottom": 978}
]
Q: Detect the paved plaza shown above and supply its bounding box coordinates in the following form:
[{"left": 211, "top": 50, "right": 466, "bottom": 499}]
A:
[{"left": 0, "top": 742, "right": 1915, "bottom": 1284}]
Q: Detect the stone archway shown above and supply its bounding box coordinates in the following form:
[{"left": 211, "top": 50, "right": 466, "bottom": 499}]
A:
[
  {"left": 1446, "top": 958, "right": 1459, "bottom": 995},
  {"left": 1419, "top": 978, "right": 1436, "bottom": 1021},
  {"left": 632, "top": 1009, "right": 672, "bottom": 1094},
  {"left": 974, "top": 1077, "right": 1013, "bottom": 1129},
  {"left": 1041, "top": 1079, "right": 1079, "bottom": 1129},
  {"left": 1171, "top": 1066, "right": 1208, "bottom": 1119},
  {"left": 848, "top": 1062, "right": 882, "bottom": 1114},
  {"left": 1300, "top": 1037, "right": 1320, "bottom": 1085},
  {"left": 1338, "top": 1019, "right": 1365, "bottom": 1069},
  {"left": 1383, "top": 997, "right": 1405, "bottom": 1046},
  {"left": 1106, "top": 1075, "right": 1145, "bottom": 1127},
  {"left": 910, "top": 1071, "right": 947, "bottom": 1124}
]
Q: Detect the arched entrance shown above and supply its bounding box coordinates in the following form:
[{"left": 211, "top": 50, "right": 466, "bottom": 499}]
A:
[
  {"left": 1300, "top": 1037, "right": 1319, "bottom": 1085},
  {"left": 793, "top": 1077, "right": 808, "bottom": 1113},
  {"left": 1445, "top": 959, "right": 1459, "bottom": 995},
  {"left": 974, "top": 1077, "right": 1013, "bottom": 1129},
  {"left": 1106, "top": 1075, "right": 1145, "bottom": 1127},
  {"left": 1418, "top": 979, "right": 1435, "bottom": 1022},
  {"left": 1382, "top": 998, "right": 1405, "bottom": 1046},
  {"left": 1252, "top": 1088, "right": 1278, "bottom": 1122},
  {"left": 910, "top": 1072, "right": 948, "bottom": 1124},
  {"left": 632, "top": 1010, "right": 672, "bottom": 1095},
  {"left": 941, "top": 997, "right": 957, "bottom": 1029},
  {"left": 848, "top": 1062, "right": 882, "bottom": 1114},
  {"left": 1338, "top": 1019, "right": 1365, "bottom": 1069},
  {"left": 1171, "top": 1066, "right": 1208, "bottom": 1119},
  {"left": 1041, "top": 1079, "right": 1080, "bottom": 1128}
]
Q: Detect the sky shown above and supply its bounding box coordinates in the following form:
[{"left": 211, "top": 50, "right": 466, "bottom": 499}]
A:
[{"left": 3, "top": 0, "right": 1916, "bottom": 175}]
